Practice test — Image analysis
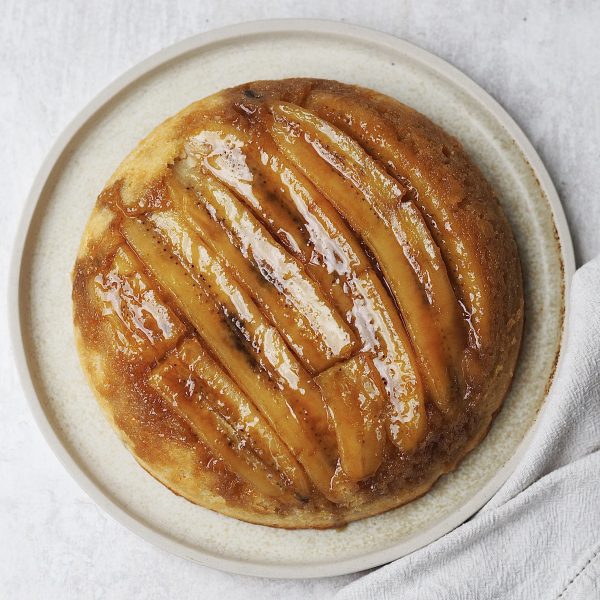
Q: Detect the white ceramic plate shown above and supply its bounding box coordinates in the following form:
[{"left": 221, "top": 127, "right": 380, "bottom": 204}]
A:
[{"left": 10, "top": 19, "right": 574, "bottom": 578}]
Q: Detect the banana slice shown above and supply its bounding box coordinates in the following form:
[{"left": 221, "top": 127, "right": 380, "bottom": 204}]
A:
[
  {"left": 394, "top": 200, "right": 467, "bottom": 380},
  {"left": 347, "top": 270, "right": 427, "bottom": 451},
  {"left": 316, "top": 354, "right": 385, "bottom": 480},
  {"left": 121, "top": 216, "right": 337, "bottom": 499},
  {"left": 93, "top": 245, "right": 185, "bottom": 362},
  {"left": 269, "top": 101, "right": 466, "bottom": 412}
]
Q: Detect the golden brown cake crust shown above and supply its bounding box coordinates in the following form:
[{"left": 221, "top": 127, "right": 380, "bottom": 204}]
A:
[{"left": 72, "top": 78, "right": 523, "bottom": 528}]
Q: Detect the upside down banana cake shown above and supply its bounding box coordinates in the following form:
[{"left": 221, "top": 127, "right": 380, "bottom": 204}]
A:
[{"left": 72, "top": 78, "right": 524, "bottom": 528}]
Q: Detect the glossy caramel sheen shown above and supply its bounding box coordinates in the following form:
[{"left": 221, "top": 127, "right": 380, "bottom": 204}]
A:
[{"left": 73, "top": 79, "right": 523, "bottom": 528}]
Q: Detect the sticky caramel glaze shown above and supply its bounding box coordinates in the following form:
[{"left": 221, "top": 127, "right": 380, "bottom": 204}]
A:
[
  {"left": 73, "top": 78, "right": 523, "bottom": 528},
  {"left": 120, "top": 216, "right": 339, "bottom": 500},
  {"left": 175, "top": 110, "right": 427, "bottom": 451}
]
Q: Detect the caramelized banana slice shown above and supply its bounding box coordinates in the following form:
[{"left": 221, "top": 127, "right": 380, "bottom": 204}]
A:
[
  {"left": 149, "top": 354, "right": 285, "bottom": 498},
  {"left": 93, "top": 246, "right": 185, "bottom": 362},
  {"left": 173, "top": 165, "right": 356, "bottom": 372},
  {"left": 121, "top": 217, "right": 337, "bottom": 499},
  {"left": 305, "top": 90, "right": 491, "bottom": 349},
  {"left": 176, "top": 337, "right": 311, "bottom": 496},
  {"left": 269, "top": 102, "right": 465, "bottom": 412},
  {"left": 165, "top": 175, "right": 354, "bottom": 374},
  {"left": 316, "top": 354, "right": 385, "bottom": 480},
  {"left": 347, "top": 270, "right": 427, "bottom": 451},
  {"left": 395, "top": 200, "right": 467, "bottom": 377},
  {"left": 264, "top": 147, "right": 368, "bottom": 276}
]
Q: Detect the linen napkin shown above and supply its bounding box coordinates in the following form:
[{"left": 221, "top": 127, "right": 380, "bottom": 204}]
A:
[{"left": 337, "top": 257, "right": 600, "bottom": 600}]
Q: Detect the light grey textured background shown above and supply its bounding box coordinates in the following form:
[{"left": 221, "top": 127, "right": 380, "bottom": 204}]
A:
[{"left": 1, "top": 1, "right": 598, "bottom": 598}]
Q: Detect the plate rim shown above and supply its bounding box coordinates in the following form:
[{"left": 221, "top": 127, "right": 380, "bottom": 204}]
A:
[{"left": 9, "top": 18, "right": 576, "bottom": 579}]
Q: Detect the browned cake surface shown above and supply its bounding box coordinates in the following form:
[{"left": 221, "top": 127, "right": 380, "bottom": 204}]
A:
[{"left": 72, "top": 78, "right": 523, "bottom": 528}]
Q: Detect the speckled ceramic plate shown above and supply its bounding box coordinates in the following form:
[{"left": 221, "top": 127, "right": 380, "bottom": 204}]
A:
[{"left": 10, "top": 19, "right": 574, "bottom": 578}]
